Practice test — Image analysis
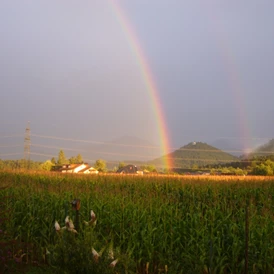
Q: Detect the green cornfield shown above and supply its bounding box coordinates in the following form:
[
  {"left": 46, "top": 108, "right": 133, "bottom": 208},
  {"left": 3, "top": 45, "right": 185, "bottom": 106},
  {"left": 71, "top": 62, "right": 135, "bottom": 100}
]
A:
[{"left": 0, "top": 171, "right": 273, "bottom": 273}]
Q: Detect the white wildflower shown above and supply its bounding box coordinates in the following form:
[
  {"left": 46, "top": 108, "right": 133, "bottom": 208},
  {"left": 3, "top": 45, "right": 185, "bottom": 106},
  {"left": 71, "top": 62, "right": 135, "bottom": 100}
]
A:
[
  {"left": 92, "top": 248, "right": 99, "bottom": 262},
  {"left": 109, "top": 259, "right": 119, "bottom": 268},
  {"left": 55, "top": 221, "right": 60, "bottom": 231}
]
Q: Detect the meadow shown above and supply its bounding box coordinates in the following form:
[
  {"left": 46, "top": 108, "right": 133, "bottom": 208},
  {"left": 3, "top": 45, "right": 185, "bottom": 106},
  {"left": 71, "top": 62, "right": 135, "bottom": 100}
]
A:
[{"left": 0, "top": 171, "right": 273, "bottom": 273}]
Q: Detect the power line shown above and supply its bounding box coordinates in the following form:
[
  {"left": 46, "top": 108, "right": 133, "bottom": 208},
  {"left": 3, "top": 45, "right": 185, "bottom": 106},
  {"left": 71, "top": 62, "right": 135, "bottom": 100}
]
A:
[
  {"left": 30, "top": 143, "right": 160, "bottom": 159},
  {"left": 28, "top": 148, "right": 248, "bottom": 164},
  {"left": 0, "top": 153, "right": 23, "bottom": 157},
  {"left": 0, "top": 134, "right": 24, "bottom": 139},
  {"left": 24, "top": 122, "right": 31, "bottom": 163},
  {"left": 30, "top": 142, "right": 274, "bottom": 158},
  {"left": 29, "top": 152, "right": 121, "bottom": 165},
  {"left": 2, "top": 130, "right": 274, "bottom": 168},
  {"left": 30, "top": 133, "right": 162, "bottom": 150},
  {"left": 28, "top": 151, "right": 264, "bottom": 170},
  {"left": 30, "top": 132, "right": 274, "bottom": 152},
  {"left": 0, "top": 144, "right": 22, "bottom": 148}
]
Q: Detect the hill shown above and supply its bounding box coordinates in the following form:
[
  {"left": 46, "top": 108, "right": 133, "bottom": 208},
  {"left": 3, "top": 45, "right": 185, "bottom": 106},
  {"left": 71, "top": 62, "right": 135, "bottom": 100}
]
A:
[
  {"left": 151, "top": 142, "right": 239, "bottom": 169},
  {"left": 245, "top": 139, "right": 274, "bottom": 159}
]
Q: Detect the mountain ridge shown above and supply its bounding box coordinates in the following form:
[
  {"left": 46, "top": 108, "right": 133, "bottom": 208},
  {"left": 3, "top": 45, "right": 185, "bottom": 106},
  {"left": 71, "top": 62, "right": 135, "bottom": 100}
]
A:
[{"left": 150, "top": 141, "right": 239, "bottom": 169}]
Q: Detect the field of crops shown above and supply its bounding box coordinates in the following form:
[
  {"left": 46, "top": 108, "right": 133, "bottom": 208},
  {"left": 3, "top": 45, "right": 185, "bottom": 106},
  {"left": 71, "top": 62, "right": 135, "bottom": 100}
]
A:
[{"left": 0, "top": 171, "right": 274, "bottom": 273}]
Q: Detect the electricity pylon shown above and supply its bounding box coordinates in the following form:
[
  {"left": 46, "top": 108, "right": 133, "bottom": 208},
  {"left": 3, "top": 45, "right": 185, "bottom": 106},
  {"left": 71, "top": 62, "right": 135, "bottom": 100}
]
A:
[{"left": 24, "top": 121, "right": 31, "bottom": 167}]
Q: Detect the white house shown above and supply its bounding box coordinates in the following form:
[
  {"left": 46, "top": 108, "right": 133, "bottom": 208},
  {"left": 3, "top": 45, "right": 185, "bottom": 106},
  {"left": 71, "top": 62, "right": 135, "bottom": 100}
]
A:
[{"left": 60, "top": 163, "right": 98, "bottom": 174}]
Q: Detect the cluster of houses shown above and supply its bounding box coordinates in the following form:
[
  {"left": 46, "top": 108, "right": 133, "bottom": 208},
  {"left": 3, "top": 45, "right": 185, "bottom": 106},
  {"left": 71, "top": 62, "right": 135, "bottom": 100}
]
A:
[{"left": 57, "top": 163, "right": 143, "bottom": 175}]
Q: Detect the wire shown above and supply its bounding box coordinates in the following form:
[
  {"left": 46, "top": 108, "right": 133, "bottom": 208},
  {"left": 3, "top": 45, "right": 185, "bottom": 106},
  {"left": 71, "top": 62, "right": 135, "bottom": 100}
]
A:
[
  {"left": 0, "top": 134, "right": 24, "bottom": 139},
  {"left": 30, "top": 143, "right": 160, "bottom": 159},
  {"left": 28, "top": 150, "right": 270, "bottom": 170},
  {"left": 30, "top": 133, "right": 161, "bottom": 150},
  {"left": 28, "top": 149, "right": 239, "bottom": 163},
  {"left": 0, "top": 153, "right": 23, "bottom": 157},
  {"left": 30, "top": 132, "right": 274, "bottom": 153},
  {"left": 0, "top": 144, "right": 22, "bottom": 148},
  {"left": 30, "top": 142, "right": 274, "bottom": 159},
  {"left": 29, "top": 152, "right": 121, "bottom": 165},
  {"left": 1, "top": 132, "right": 273, "bottom": 168}
]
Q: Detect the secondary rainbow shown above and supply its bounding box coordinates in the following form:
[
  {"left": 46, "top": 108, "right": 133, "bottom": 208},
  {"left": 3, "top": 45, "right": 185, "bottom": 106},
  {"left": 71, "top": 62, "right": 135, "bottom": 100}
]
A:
[
  {"left": 109, "top": 0, "right": 172, "bottom": 169},
  {"left": 204, "top": 3, "right": 252, "bottom": 153}
]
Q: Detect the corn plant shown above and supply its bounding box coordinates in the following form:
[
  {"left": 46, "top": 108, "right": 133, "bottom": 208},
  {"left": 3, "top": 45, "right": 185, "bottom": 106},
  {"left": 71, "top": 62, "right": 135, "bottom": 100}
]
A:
[{"left": 0, "top": 171, "right": 273, "bottom": 273}]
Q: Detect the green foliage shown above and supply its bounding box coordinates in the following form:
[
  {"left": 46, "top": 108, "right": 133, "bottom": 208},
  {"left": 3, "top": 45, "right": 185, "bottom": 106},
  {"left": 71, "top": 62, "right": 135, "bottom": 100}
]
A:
[
  {"left": 40, "top": 160, "right": 54, "bottom": 171},
  {"left": 0, "top": 159, "right": 41, "bottom": 170},
  {"left": 51, "top": 157, "right": 56, "bottom": 165},
  {"left": 118, "top": 162, "right": 125, "bottom": 169},
  {"left": 76, "top": 154, "right": 83, "bottom": 164},
  {"left": 47, "top": 223, "right": 128, "bottom": 273},
  {"left": 251, "top": 159, "right": 274, "bottom": 175},
  {"left": 1, "top": 172, "right": 274, "bottom": 273},
  {"left": 69, "top": 156, "right": 77, "bottom": 164},
  {"left": 94, "top": 159, "right": 107, "bottom": 172},
  {"left": 140, "top": 164, "right": 157, "bottom": 173},
  {"left": 68, "top": 154, "right": 83, "bottom": 164},
  {"left": 57, "top": 150, "right": 67, "bottom": 165},
  {"left": 234, "top": 167, "right": 247, "bottom": 176}
]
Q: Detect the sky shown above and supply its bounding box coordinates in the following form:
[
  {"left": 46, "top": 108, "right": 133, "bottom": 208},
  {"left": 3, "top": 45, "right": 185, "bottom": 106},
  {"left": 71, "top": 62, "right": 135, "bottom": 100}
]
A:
[{"left": 1, "top": 0, "right": 274, "bottom": 162}]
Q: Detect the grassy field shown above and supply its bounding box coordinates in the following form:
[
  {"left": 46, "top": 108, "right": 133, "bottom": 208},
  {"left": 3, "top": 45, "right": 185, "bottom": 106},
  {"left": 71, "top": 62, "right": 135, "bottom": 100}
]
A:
[{"left": 0, "top": 171, "right": 273, "bottom": 273}]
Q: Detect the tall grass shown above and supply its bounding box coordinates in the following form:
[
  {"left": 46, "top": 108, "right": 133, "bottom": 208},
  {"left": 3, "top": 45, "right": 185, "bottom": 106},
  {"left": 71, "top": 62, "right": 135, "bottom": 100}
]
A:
[{"left": 0, "top": 171, "right": 273, "bottom": 273}]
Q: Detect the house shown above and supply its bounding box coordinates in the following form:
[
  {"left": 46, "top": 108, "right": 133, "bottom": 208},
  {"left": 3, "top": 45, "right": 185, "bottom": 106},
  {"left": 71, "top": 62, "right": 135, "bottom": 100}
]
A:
[
  {"left": 61, "top": 163, "right": 86, "bottom": 173},
  {"left": 78, "top": 166, "right": 99, "bottom": 174},
  {"left": 59, "top": 163, "right": 98, "bottom": 174},
  {"left": 116, "top": 164, "right": 143, "bottom": 175}
]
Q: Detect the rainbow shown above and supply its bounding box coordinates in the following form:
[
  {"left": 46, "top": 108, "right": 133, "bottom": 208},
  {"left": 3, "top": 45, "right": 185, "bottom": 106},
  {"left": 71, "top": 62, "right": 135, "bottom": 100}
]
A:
[
  {"left": 204, "top": 3, "right": 252, "bottom": 153},
  {"left": 217, "top": 39, "right": 252, "bottom": 153},
  {"left": 109, "top": 0, "right": 172, "bottom": 169}
]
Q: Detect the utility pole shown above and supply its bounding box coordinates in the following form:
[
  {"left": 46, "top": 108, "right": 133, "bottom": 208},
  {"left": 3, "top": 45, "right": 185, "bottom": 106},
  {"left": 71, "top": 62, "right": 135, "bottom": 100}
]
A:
[{"left": 24, "top": 121, "right": 31, "bottom": 168}]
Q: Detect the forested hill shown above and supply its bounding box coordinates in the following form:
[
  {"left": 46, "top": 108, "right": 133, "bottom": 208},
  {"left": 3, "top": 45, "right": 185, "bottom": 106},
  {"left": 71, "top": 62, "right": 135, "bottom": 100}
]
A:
[
  {"left": 151, "top": 142, "right": 239, "bottom": 169},
  {"left": 246, "top": 139, "right": 274, "bottom": 158}
]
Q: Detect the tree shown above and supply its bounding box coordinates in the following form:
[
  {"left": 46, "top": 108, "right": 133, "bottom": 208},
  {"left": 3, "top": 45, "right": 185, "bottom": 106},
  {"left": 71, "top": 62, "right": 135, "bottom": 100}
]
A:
[
  {"left": 51, "top": 157, "right": 56, "bottom": 165},
  {"left": 118, "top": 162, "right": 125, "bottom": 169},
  {"left": 252, "top": 164, "right": 271, "bottom": 175},
  {"left": 234, "top": 167, "right": 247, "bottom": 176},
  {"left": 94, "top": 159, "right": 107, "bottom": 172},
  {"left": 0, "top": 159, "right": 4, "bottom": 170},
  {"left": 40, "top": 160, "right": 54, "bottom": 171},
  {"left": 57, "top": 150, "right": 67, "bottom": 165},
  {"left": 146, "top": 165, "right": 157, "bottom": 172},
  {"left": 141, "top": 165, "right": 157, "bottom": 173},
  {"left": 76, "top": 154, "right": 83, "bottom": 164},
  {"left": 221, "top": 167, "right": 231, "bottom": 175},
  {"left": 69, "top": 156, "right": 77, "bottom": 164}
]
